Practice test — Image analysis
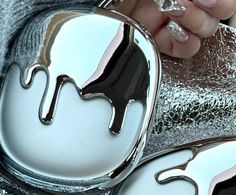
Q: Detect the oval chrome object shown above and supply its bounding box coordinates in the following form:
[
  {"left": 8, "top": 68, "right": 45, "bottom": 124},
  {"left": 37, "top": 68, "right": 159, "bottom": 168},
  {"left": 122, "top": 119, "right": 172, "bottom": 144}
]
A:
[
  {"left": 0, "top": 6, "right": 161, "bottom": 192},
  {"left": 115, "top": 137, "right": 236, "bottom": 195}
]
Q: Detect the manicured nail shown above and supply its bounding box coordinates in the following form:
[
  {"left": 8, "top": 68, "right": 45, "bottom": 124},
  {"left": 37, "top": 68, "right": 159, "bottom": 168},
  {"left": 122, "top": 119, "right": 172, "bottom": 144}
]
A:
[
  {"left": 194, "top": 0, "right": 218, "bottom": 8},
  {"left": 154, "top": 0, "right": 185, "bottom": 12},
  {"left": 166, "top": 0, "right": 186, "bottom": 16},
  {"left": 167, "top": 21, "right": 189, "bottom": 42}
]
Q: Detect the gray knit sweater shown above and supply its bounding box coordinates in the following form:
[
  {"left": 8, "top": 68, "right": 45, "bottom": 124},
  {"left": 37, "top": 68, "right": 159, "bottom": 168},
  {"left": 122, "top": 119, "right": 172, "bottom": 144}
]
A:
[{"left": 0, "top": 0, "right": 100, "bottom": 73}]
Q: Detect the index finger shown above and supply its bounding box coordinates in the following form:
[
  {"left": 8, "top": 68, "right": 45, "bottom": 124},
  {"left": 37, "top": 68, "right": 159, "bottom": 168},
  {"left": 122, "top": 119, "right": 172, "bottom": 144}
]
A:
[{"left": 193, "top": 0, "right": 236, "bottom": 20}]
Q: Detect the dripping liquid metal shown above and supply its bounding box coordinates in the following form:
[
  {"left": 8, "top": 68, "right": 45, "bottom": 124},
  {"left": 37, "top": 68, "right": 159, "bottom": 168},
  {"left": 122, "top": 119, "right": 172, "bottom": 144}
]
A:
[
  {"left": 0, "top": 6, "right": 161, "bottom": 193},
  {"left": 115, "top": 136, "right": 236, "bottom": 195}
]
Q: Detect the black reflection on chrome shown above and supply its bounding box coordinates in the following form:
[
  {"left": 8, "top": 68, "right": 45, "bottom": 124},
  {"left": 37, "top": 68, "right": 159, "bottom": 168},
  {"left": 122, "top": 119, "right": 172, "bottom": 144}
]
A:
[
  {"left": 213, "top": 175, "right": 236, "bottom": 195},
  {"left": 19, "top": 13, "right": 150, "bottom": 135},
  {"left": 81, "top": 24, "right": 149, "bottom": 134}
]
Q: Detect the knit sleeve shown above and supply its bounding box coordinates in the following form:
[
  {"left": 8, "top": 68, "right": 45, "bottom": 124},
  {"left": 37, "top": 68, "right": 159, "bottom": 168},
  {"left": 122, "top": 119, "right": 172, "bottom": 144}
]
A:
[{"left": 0, "top": 0, "right": 100, "bottom": 71}]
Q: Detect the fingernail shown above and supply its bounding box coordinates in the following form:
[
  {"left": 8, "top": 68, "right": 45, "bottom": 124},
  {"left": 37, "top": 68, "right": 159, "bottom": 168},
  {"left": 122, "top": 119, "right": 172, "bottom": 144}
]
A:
[
  {"left": 194, "top": 0, "right": 218, "bottom": 8},
  {"left": 167, "top": 0, "right": 187, "bottom": 16},
  {"left": 167, "top": 21, "right": 189, "bottom": 42}
]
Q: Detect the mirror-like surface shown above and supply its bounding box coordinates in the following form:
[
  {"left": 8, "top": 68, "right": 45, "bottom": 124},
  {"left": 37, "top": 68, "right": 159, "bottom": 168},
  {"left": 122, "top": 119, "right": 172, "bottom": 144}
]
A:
[
  {"left": 156, "top": 138, "right": 236, "bottom": 195},
  {"left": 22, "top": 15, "right": 150, "bottom": 135},
  {"left": 116, "top": 149, "right": 194, "bottom": 195},
  {"left": 0, "top": 7, "right": 160, "bottom": 192},
  {"left": 116, "top": 137, "right": 236, "bottom": 195},
  {"left": 81, "top": 24, "right": 149, "bottom": 134}
]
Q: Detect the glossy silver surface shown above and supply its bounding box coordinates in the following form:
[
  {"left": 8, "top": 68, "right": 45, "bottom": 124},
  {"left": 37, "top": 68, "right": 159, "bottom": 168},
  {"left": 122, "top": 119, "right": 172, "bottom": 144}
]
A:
[
  {"left": 20, "top": 19, "right": 150, "bottom": 135},
  {"left": 156, "top": 137, "right": 236, "bottom": 195},
  {"left": 1, "top": 6, "right": 161, "bottom": 193},
  {"left": 115, "top": 136, "right": 236, "bottom": 195},
  {"left": 81, "top": 24, "right": 150, "bottom": 134}
]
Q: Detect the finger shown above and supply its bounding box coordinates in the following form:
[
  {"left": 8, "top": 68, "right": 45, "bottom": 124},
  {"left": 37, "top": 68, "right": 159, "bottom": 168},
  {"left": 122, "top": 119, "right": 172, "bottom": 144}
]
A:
[
  {"left": 167, "top": 0, "right": 219, "bottom": 38},
  {"left": 129, "top": 0, "right": 169, "bottom": 34},
  {"left": 155, "top": 22, "right": 201, "bottom": 58},
  {"left": 115, "top": 0, "right": 201, "bottom": 58},
  {"left": 115, "top": 0, "right": 138, "bottom": 17},
  {"left": 193, "top": 0, "right": 236, "bottom": 20}
]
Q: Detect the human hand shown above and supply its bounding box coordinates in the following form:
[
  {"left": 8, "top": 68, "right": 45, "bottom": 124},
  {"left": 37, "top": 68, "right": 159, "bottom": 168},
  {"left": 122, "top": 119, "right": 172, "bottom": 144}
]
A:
[{"left": 115, "top": 0, "right": 236, "bottom": 58}]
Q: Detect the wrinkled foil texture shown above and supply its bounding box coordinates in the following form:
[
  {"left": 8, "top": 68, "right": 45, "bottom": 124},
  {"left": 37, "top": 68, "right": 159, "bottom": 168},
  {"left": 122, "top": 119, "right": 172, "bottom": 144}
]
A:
[
  {"left": 0, "top": 24, "right": 236, "bottom": 194},
  {"left": 145, "top": 24, "right": 236, "bottom": 156}
]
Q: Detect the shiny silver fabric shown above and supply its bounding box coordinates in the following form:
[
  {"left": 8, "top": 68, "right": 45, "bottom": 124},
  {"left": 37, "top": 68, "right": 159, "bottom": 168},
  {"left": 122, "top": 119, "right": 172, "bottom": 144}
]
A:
[{"left": 145, "top": 24, "right": 236, "bottom": 156}]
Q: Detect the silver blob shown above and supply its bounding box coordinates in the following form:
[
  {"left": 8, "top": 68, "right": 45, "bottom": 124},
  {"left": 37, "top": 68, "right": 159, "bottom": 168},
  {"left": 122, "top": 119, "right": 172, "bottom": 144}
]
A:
[
  {"left": 0, "top": 5, "right": 161, "bottom": 193},
  {"left": 115, "top": 137, "right": 236, "bottom": 195},
  {"left": 155, "top": 137, "right": 236, "bottom": 195}
]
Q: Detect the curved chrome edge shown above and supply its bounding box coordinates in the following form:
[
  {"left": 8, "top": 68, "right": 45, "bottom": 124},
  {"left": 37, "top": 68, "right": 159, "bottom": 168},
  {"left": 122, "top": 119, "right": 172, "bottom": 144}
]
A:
[
  {"left": 113, "top": 135, "right": 236, "bottom": 194},
  {"left": 96, "top": 7, "right": 162, "bottom": 190},
  {"left": 0, "top": 7, "right": 162, "bottom": 193}
]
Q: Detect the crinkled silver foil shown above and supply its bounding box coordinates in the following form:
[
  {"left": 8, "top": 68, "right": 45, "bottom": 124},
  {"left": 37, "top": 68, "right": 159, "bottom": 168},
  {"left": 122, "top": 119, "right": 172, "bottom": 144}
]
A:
[
  {"left": 144, "top": 24, "right": 236, "bottom": 156},
  {"left": 1, "top": 23, "right": 236, "bottom": 194}
]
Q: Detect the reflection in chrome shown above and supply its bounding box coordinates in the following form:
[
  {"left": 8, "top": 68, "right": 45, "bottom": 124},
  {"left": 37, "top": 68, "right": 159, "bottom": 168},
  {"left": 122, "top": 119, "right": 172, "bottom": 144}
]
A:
[
  {"left": 155, "top": 137, "right": 236, "bottom": 195},
  {"left": 1, "top": 6, "right": 161, "bottom": 193},
  {"left": 22, "top": 18, "right": 149, "bottom": 134},
  {"left": 82, "top": 24, "right": 149, "bottom": 134}
]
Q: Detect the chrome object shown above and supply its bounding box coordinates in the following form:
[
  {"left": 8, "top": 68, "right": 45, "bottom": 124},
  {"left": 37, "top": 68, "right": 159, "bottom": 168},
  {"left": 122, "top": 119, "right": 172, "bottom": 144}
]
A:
[
  {"left": 115, "top": 137, "right": 236, "bottom": 195},
  {"left": 156, "top": 137, "right": 236, "bottom": 195},
  {"left": 0, "top": 5, "right": 161, "bottom": 193},
  {"left": 0, "top": 1, "right": 235, "bottom": 195}
]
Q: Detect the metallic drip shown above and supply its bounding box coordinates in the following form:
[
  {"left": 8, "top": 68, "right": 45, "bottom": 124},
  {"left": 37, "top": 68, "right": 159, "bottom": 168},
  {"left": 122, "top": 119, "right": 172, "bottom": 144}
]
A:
[
  {"left": 18, "top": 13, "right": 149, "bottom": 134},
  {"left": 155, "top": 137, "right": 236, "bottom": 195},
  {"left": 81, "top": 23, "right": 149, "bottom": 134},
  {"left": 42, "top": 75, "right": 70, "bottom": 124}
]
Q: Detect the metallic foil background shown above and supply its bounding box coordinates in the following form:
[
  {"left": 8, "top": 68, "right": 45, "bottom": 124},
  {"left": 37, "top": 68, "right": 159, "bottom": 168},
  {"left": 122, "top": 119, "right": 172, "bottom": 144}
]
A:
[{"left": 145, "top": 24, "right": 236, "bottom": 156}]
